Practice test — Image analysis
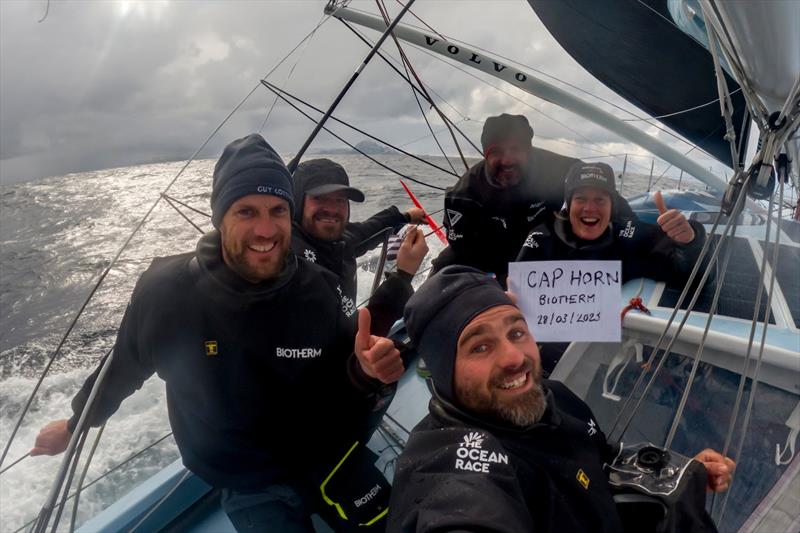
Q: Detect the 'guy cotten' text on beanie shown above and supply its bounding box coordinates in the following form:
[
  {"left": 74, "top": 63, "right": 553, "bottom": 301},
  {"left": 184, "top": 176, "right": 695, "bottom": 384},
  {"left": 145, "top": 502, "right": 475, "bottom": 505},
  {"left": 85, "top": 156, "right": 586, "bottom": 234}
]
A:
[
  {"left": 404, "top": 265, "right": 513, "bottom": 402},
  {"left": 210, "top": 134, "right": 294, "bottom": 228}
]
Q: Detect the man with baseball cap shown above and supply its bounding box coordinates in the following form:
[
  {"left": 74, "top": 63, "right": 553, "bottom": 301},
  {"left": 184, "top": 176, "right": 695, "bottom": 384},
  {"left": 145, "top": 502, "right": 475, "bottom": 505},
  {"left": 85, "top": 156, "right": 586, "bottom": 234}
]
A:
[
  {"left": 517, "top": 161, "right": 705, "bottom": 285},
  {"left": 31, "top": 134, "right": 405, "bottom": 531},
  {"left": 432, "top": 114, "right": 636, "bottom": 286},
  {"left": 388, "top": 265, "right": 734, "bottom": 532},
  {"left": 291, "top": 158, "right": 428, "bottom": 317}
]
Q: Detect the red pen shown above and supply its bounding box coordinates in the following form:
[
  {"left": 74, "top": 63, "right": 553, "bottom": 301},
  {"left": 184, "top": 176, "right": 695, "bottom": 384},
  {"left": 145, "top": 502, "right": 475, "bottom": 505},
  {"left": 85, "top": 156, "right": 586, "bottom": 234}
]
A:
[{"left": 399, "top": 180, "right": 448, "bottom": 245}]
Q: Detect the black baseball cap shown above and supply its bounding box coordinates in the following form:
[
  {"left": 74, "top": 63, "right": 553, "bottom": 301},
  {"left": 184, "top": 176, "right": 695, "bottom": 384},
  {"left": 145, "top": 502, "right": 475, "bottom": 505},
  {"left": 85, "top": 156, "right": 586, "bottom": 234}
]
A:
[
  {"left": 564, "top": 161, "right": 616, "bottom": 203},
  {"left": 293, "top": 158, "right": 365, "bottom": 202}
]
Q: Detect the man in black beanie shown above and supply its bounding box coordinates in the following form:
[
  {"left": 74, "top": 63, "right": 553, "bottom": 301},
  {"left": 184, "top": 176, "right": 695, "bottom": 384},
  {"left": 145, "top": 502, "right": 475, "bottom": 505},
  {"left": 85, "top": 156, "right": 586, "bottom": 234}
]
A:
[
  {"left": 31, "top": 134, "right": 405, "bottom": 532},
  {"left": 431, "top": 113, "right": 636, "bottom": 286},
  {"left": 387, "top": 265, "right": 735, "bottom": 532}
]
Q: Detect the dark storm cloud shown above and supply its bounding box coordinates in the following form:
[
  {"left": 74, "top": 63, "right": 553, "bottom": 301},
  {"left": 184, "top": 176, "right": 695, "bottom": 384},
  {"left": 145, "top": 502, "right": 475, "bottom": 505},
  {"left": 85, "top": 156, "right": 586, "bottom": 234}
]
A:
[{"left": 0, "top": 1, "right": 729, "bottom": 186}]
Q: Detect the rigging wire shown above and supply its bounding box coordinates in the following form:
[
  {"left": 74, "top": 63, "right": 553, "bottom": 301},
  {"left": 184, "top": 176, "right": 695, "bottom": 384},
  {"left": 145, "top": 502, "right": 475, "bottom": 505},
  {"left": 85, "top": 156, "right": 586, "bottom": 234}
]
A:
[
  {"left": 0, "top": 19, "right": 331, "bottom": 470},
  {"left": 259, "top": 13, "right": 332, "bottom": 134},
  {"left": 286, "top": 0, "right": 419, "bottom": 172},
  {"left": 375, "top": 0, "right": 468, "bottom": 172},
  {"left": 12, "top": 433, "right": 175, "bottom": 533},
  {"left": 622, "top": 88, "right": 742, "bottom": 122},
  {"left": 650, "top": 124, "right": 727, "bottom": 190},
  {"left": 395, "top": 37, "right": 643, "bottom": 164},
  {"left": 394, "top": 0, "right": 444, "bottom": 41},
  {"left": 715, "top": 176, "right": 787, "bottom": 525},
  {"left": 260, "top": 79, "right": 459, "bottom": 178},
  {"left": 160, "top": 194, "right": 211, "bottom": 218},
  {"left": 128, "top": 469, "right": 193, "bottom": 533},
  {"left": 69, "top": 424, "right": 106, "bottom": 533},
  {"left": 0, "top": 452, "right": 29, "bottom": 476},
  {"left": 344, "top": 4, "right": 718, "bottom": 160},
  {"left": 162, "top": 195, "right": 205, "bottom": 234},
  {"left": 708, "top": 187, "right": 777, "bottom": 518},
  {"left": 46, "top": 429, "right": 90, "bottom": 533},
  {"left": 37, "top": 0, "right": 50, "bottom": 23},
  {"left": 609, "top": 181, "right": 748, "bottom": 442},
  {"left": 259, "top": 80, "right": 447, "bottom": 192},
  {"left": 341, "top": 20, "right": 480, "bottom": 155},
  {"left": 663, "top": 210, "right": 743, "bottom": 449}
]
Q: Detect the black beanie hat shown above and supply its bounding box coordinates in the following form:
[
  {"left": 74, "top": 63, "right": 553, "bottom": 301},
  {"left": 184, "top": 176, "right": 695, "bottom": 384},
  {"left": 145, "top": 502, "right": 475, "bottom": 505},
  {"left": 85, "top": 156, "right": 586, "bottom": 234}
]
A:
[
  {"left": 404, "top": 265, "right": 514, "bottom": 402},
  {"left": 292, "top": 158, "right": 365, "bottom": 222},
  {"left": 564, "top": 161, "right": 616, "bottom": 205},
  {"left": 480, "top": 114, "right": 534, "bottom": 155},
  {"left": 210, "top": 134, "right": 294, "bottom": 228}
]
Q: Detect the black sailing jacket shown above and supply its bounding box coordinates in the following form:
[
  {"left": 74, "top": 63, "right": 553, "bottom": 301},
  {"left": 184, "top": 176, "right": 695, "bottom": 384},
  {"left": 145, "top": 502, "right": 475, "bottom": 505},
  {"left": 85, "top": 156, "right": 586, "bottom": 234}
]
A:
[
  {"left": 291, "top": 206, "right": 409, "bottom": 304},
  {"left": 387, "top": 381, "right": 624, "bottom": 532},
  {"left": 68, "top": 231, "right": 385, "bottom": 490},
  {"left": 516, "top": 212, "right": 708, "bottom": 286}
]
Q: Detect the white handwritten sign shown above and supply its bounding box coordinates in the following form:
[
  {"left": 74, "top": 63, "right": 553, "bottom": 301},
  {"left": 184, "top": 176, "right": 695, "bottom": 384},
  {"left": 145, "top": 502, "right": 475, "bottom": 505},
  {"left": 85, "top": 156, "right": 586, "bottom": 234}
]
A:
[{"left": 508, "top": 260, "right": 622, "bottom": 342}]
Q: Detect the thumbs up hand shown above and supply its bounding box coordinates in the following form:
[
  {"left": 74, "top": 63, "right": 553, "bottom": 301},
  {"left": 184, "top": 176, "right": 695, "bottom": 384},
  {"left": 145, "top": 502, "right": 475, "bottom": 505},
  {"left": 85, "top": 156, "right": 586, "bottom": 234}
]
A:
[
  {"left": 654, "top": 191, "right": 695, "bottom": 244},
  {"left": 355, "top": 308, "right": 404, "bottom": 384}
]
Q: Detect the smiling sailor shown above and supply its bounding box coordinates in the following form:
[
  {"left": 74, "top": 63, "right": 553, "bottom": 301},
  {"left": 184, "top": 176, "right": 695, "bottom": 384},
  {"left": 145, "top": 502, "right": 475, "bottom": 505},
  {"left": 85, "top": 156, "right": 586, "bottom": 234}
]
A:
[
  {"left": 517, "top": 161, "right": 706, "bottom": 283},
  {"left": 291, "top": 157, "right": 428, "bottom": 325},
  {"left": 515, "top": 161, "right": 708, "bottom": 372},
  {"left": 30, "top": 133, "right": 404, "bottom": 532},
  {"left": 388, "top": 265, "right": 733, "bottom": 533}
]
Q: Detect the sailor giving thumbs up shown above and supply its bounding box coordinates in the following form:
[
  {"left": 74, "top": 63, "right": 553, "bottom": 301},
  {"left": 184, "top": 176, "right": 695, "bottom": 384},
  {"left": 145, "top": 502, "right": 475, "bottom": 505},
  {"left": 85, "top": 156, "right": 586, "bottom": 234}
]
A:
[
  {"left": 654, "top": 190, "right": 696, "bottom": 244},
  {"left": 355, "top": 308, "right": 405, "bottom": 384}
]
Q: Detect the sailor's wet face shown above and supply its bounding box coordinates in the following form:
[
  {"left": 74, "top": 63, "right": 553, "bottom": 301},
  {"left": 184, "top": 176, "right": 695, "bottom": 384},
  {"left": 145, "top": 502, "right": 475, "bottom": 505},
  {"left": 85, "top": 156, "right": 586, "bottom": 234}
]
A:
[
  {"left": 485, "top": 139, "right": 531, "bottom": 188},
  {"left": 569, "top": 187, "right": 612, "bottom": 241},
  {"left": 302, "top": 191, "right": 349, "bottom": 242},
  {"left": 454, "top": 305, "right": 547, "bottom": 426},
  {"left": 220, "top": 194, "right": 291, "bottom": 283}
]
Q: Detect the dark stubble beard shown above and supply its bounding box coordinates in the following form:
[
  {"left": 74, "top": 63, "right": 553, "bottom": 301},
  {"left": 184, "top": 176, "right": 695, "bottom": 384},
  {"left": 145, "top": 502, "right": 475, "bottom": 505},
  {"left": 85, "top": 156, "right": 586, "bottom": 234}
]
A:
[
  {"left": 222, "top": 239, "right": 288, "bottom": 283},
  {"left": 456, "top": 359, "right": 548, "bottom": 427}
]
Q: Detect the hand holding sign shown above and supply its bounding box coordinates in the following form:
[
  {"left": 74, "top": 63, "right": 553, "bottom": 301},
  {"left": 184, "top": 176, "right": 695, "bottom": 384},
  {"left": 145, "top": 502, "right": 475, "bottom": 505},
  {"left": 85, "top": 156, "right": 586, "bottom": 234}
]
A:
[
  {"left": 654, "top": 191, "right": 695, "bottom": 244},
  {"left": 355, "top": 308, "right": 404, "bottom": 384}
]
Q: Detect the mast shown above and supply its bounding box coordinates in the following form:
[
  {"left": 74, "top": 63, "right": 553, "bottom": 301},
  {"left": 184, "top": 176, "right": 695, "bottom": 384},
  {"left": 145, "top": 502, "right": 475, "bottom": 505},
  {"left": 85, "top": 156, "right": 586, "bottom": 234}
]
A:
[
  {"left": 287, "top": 0, "right": 417, "bottom": 173},
  {"left": 330, "top": 5, "right": 728, "bottom": 193}
]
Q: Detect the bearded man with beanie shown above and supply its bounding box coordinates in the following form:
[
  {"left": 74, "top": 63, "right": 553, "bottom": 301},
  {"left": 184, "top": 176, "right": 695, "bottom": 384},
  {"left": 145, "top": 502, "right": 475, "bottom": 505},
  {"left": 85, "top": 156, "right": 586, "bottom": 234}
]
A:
[
  {"left": 30, "top": 134, "right": 405, "bottom": 532},
  {"left": 432, "top": 114, "right": 636, "bottom": 286},
  {"left": 387, "top": 266, "right": 734, "bottom": 532}
]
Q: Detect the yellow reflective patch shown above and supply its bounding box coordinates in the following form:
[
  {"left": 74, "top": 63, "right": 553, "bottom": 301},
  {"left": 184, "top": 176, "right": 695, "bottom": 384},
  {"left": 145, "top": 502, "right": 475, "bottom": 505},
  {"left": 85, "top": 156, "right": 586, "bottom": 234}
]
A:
[
  {"left": 576, "top": 469, "right": 590, "bottom": 489},
  {"left": 205, "top": 341, "right": 218, "bottom": 356}
]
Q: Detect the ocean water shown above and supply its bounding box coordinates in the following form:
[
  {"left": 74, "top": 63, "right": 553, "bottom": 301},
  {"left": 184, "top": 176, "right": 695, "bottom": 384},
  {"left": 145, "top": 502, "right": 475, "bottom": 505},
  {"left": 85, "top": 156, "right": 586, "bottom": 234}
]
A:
[{"left": 0, "top": 153, "right": 688, "bottom": 531}]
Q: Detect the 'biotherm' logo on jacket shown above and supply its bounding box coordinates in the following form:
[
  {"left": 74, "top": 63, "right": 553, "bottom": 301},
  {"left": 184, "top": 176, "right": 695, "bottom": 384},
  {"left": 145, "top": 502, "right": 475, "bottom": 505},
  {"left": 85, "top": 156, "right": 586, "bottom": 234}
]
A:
[{"left": 275, "top": 347, "right": 323, "bottom": 359}]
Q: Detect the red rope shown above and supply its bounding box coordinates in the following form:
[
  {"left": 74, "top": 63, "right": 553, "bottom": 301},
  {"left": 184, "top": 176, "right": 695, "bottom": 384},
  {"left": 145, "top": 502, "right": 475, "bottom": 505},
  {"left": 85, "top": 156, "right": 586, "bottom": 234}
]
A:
[{"left": 621, "top": 296, "right": 651, "bottom": 320}]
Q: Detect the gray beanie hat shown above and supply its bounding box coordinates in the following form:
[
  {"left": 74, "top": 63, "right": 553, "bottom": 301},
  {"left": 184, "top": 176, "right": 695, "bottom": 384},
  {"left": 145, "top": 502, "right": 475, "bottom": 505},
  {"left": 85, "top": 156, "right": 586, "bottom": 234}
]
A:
[
  {"left": 404, "top": 265, "right": 513, "bottom": 402},
  {"left": 210, "top": 134, "right": 294, "bottom": 228}
]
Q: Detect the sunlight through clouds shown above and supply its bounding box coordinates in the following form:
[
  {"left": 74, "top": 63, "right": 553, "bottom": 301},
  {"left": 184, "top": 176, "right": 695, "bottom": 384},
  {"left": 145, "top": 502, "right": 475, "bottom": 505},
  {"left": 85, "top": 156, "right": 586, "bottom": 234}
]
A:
[{"left": 117, "top": 0, "right": 169, "bottom": 21}]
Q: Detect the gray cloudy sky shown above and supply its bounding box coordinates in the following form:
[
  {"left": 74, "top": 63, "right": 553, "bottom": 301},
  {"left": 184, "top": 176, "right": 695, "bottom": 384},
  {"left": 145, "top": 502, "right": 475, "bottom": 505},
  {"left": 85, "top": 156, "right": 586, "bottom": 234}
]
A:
[{"left": 0, "top": 0, "right": 727, "bottom": 185}]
